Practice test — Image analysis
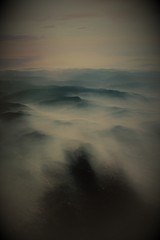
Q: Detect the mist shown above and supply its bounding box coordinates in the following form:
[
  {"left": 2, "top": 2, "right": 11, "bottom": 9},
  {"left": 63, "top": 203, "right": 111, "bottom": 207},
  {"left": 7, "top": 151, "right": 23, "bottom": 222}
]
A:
[{"left": 0, "top": 69, "right": 160, "bottom": 240}]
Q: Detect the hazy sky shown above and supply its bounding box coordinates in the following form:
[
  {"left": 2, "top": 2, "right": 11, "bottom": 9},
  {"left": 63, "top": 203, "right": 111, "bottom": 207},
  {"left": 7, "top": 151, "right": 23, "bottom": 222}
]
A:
[{"left": 0, "top": 0, "right": 159, "bottom": 70}]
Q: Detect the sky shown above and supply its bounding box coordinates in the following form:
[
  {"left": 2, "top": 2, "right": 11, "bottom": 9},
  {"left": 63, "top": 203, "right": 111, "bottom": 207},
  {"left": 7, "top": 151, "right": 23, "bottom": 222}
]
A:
[{"left": 0, "top": 0, "right": 159, "bottom": 70}]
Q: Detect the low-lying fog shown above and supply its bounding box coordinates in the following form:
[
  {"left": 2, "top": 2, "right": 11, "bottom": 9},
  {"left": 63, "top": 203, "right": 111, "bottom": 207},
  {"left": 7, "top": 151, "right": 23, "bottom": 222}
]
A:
[{"left": 0, "top": 69, "right": 160, "bottom": 240}]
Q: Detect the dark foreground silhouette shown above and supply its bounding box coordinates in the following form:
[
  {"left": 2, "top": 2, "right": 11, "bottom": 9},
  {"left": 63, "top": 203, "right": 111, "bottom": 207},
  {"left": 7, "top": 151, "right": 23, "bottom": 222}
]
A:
[{"left": 0, "top": 146, "right": 159, "bottom": 240}]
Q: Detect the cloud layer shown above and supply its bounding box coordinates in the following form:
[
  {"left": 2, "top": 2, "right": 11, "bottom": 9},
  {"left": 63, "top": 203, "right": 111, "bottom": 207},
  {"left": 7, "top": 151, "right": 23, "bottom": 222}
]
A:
[{"left": 0, "top": 69, "right": 160, "bottom": 240}]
